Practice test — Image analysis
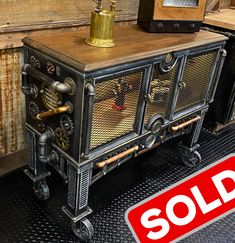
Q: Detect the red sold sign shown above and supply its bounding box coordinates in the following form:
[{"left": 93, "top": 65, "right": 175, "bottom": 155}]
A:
[{"left": 126, "top": 154, "right": 235, "bottom": 242}]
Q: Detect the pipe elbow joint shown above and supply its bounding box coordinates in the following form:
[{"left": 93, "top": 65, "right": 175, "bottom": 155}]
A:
[
  {"left": 38, "top": 128, "right": 55, "bottom": 163},
  {"left": 86, "top": 83, "right": 95, "bottom": 96},
  {"left": 50, "top": 81, "right": 71, "bottom": 93},
  {"left": 221, "top": 49, "right": 227, "bottom": 57},
  {"left": 21, "top": 64, "right": 30, "bottom": 75},
  {"left": 21, "top": 64, "right": 34, "bottom": 96}
]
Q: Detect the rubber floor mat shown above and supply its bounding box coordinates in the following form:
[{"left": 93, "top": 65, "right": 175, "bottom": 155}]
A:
[{"left": 0, "top": 125, "right": 234, "bottom": 242}]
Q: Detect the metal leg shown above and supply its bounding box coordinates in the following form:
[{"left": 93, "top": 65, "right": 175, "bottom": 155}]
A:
[
  {"left": 62, "top": 164, "right": 94, "bottom": 240},
  {"left": 24, "top": 127, "right": 51, "bottom": 200},
  {"left": 180, "top": 111, "right": 206, "bottom": 168}
]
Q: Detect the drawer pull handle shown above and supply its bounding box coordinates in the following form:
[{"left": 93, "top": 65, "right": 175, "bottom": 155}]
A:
[
  {"left": 36, "top": 103, "right": 72, "bottom": 120},
  {"left": 171, "top": 115, "right": 201, "bottom": 132},
  {"left": 96, "top": 145, "right": 139, "bottom": 169},
  {"left": 179, "top": 81, "right": 187, "bottom": 89}
]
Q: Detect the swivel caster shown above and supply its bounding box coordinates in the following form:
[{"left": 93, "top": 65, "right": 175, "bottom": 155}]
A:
[
  {"left": 72, "top": 218, "right": 94, "bottom": 241},
  {"left": 33, "top": 178, "right": 50, "bottom": 201},
  {"left": 181, "top": 150, "right": 201, "bottom": 168}
]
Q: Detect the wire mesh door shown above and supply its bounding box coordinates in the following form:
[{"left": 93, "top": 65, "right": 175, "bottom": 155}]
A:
[
  {"left": 175, "top": 50, "right": 218, "bottom": 113},
  {"left": 90, "top": 71, "right": 144, "bottom": 150},
  {"left": 144, "top": 61, "right": 179, "bottom": 125}
]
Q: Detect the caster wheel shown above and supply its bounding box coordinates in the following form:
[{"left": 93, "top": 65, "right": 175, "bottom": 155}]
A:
[
  {"left": 33, "top": 178, "right": 50, "bottom": 201},
  {"left": 72, "top": 218, "right": 94, "bottom": 241},
  {"left": 181, "top": 150, "right": 201, "bottom": 168}
]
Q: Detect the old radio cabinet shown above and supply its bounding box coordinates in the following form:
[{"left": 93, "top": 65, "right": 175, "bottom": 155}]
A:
[
  {"left": 137, "top": 0, "right": 207, "bottom": 33},
  {"left": 21, "top": 25, "right": 226, "bottom": 240}
]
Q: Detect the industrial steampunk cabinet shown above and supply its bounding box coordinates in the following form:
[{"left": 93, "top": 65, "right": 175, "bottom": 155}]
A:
[
  {"left": 21, "top": 25, "right": 227, "bottom": 240},
  {"left": 203, "top": 26, "right": 235, "bottom": 129}
]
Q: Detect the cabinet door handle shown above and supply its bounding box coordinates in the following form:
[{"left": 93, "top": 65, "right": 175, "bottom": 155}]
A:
[
  {"left": 144, "top": 94, "right": 154, "bottom": 104},
  {"left": 36, "top": 103, "right": 72, "bottom": 120},
  {"left": 179, "top": 81, "right": 187, "bottom": 89},
  {"left": 171, "top": 116, "right": 201, "bottom": 132},
  {"left": 96, "top": 145, "right": 139, "bottom": 168}
]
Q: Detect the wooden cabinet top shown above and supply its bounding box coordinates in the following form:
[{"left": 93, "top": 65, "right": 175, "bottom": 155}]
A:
[
  {"left": 204, "top": 9, "right": 235, "bottom": 31},
  {"left": 23, "top": 24, "right": 227, "bottom": 72}
]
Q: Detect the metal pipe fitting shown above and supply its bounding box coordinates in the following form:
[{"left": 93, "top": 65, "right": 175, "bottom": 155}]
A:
[
  {"left": 209, "top": 49, "right": 227, "bottom": 103},
  {"left": 38, "top": 128, "right": 55, "bottom": 163},
  {"left": 86, "top": 83, "right": 96, "bottom": 96},
  {"left": 21, "top": 64, "right": 30, "bottom": 76},
  {"left": 21, "top": 64, "right": 37, "bottom": 96},
  {"left": 50, "top": 81, "right": 71, "bottom": 94},
  {"left": 84, "top": 83, "right": 95, "bottom": 157},
  {"left": 21, "top": 64, "right": 75, "bottom": 95}
]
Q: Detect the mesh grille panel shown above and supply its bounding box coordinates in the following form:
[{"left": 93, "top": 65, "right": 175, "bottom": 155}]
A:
[
  {"left": 67, "top": 167, "right": 77, "bottom": 209},
  {"left": 175, "top": 51, "right": 217, "bottom": 112},
  {"left": 90, "top": 72, "right": 143, "bottom": 149},
  {"left": 26, "top": 130, "right": 35, "bottom": 170},
  {"left": 144, "top": 63, "right": 179, "bottom": 124},
  {"left": 79, "top": 170, "right": 90, "bottom": 209}
]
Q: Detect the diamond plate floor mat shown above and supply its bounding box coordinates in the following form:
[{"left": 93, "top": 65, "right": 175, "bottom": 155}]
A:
[{"left": 0, "top": 125, "right": 234, "bottom": 243}]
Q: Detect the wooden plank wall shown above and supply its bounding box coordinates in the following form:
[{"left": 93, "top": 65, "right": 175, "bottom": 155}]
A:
[
  {"left": 0, "top": 48, "right": 25, "bottom": 156},
  {"left": 0, "top": 0, "right": 232, "bottom": 157},
  {"left": 0, "top": 1, "right": 139, "bottom": 32},
  {"left": 206, "top": 0, "right": 231, "bottom": 11},
  {"left": 220, "top": 0, "right": 232, "bottom": 7}
]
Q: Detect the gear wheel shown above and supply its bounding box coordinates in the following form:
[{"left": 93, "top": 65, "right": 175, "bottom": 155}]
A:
[
  {"left": 29, "top": 101, "right": 39, "bottom": 118},
  {"left": 55, "top": 128, "right": 70, "bottom": 151},
  {"left": 60, "top": 115, "right": 74, "bottom": 135}
]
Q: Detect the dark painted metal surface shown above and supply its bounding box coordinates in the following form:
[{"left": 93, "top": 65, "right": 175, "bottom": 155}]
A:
[
  {"left": 0, "top": 125, "right": 234, "bottom": 242},
  {"left": 203, "top": 26, "right": 235, "bottom": 126}
]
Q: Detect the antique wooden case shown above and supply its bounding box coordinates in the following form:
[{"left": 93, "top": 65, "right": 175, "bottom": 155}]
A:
[{"left": 138, "top": 0, "right": 207, "bottom": 32}]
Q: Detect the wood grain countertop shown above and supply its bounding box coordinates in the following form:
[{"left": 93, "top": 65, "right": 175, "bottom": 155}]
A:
[
  {"left": 22, "top": 24, "right": 227, "bottom": 72},
  {"left": 204, "top": 9, "right": 235, "bottom": 31}
]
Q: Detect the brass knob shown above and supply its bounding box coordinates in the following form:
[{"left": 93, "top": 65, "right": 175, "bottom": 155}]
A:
[
  {"left": 145, "top": 94, "right": 154, "bottom": 103},
  {"left": 179, "top": 81, "right": 186, "bottom": 89}
]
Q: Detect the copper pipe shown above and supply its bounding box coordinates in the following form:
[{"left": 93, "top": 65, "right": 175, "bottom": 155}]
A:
[
  {"left": 96, "top": 145, "right": 139, "bottom": 168},
  {"left": 171, "top": 115, "right": 201, "bottom": 132},
  {"left": 135, "top": 143, "right": 161, "bottom": 157},
  {"left": 36, "top": 104, "right": 71, "bottom": 120}
]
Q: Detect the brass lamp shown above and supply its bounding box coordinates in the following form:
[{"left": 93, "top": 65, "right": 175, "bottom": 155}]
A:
[{"left": 85, "top": 0, "right": 116, "bottom": 48}]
